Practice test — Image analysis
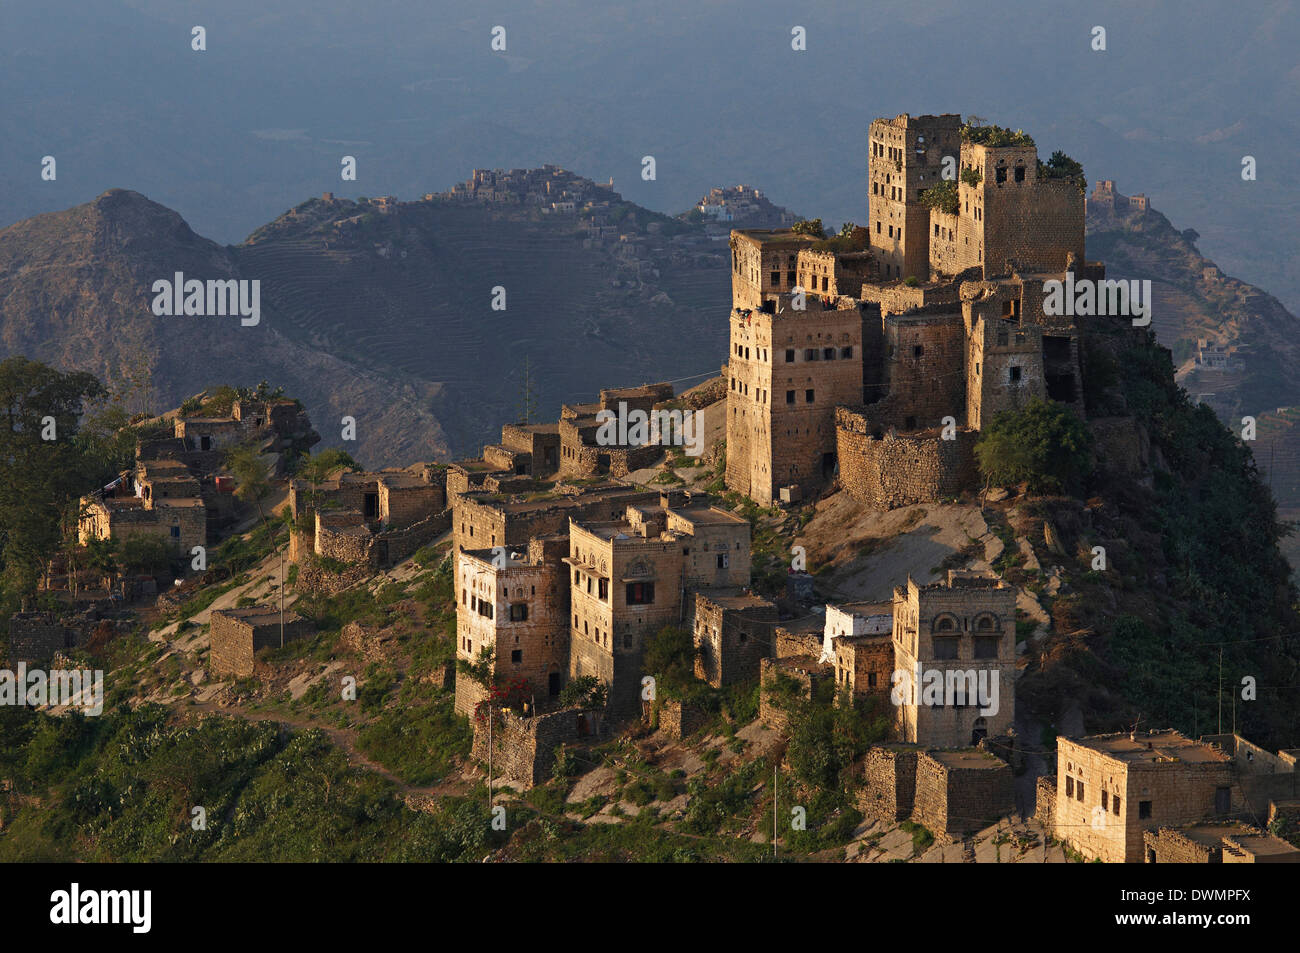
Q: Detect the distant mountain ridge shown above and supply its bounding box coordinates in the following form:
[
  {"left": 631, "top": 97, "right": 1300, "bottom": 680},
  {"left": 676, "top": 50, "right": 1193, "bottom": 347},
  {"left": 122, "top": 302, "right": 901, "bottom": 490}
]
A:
[{"left": 0, "top": 178, "right": 736, "bottom": 466}]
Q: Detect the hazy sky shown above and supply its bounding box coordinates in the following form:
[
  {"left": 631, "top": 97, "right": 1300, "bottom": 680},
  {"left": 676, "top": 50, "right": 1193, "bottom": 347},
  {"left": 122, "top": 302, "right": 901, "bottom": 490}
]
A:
[{"left": 4, "top": 0, "right": 1298, "bottom": 307}]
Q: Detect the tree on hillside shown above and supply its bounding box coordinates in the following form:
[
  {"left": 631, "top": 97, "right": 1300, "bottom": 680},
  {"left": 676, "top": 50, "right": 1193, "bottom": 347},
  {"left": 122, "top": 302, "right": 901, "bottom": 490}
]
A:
[
  {"left": 974, "top": 397, "right": 1093, "bottom": 495},
  {"left": 0, "top": 358, "right": 107, "bottom": 610},
  {"left": 120, "top": 535, "right": 173, "bottom": 577},
  {"left": 83, "top": 537, "right": 120, "bottom": 594},
  {"left": 643, "top": 625, "right": 697, "bottom": 698},
  {"left": 295, "top": 447, "right": 362, "bottom": 524}
]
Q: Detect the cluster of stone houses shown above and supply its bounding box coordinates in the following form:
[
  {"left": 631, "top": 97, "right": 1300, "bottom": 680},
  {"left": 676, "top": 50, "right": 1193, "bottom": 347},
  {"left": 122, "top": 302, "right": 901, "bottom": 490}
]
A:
[
  {"left": 1043, "top": 731, "right": 1299, "bottom": 863},
  {"left": 288, "top": 462, "right": 449, "bottom": 570},
  {"left": 78, "top": 397, "right": 318, "bottom": 564}
]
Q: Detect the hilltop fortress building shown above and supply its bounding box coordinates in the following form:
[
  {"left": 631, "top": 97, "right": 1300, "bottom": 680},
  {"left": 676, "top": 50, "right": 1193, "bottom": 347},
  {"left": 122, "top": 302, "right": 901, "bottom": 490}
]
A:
[{"left": 726, "top": 113, "right": 1099, "bottom": 505}]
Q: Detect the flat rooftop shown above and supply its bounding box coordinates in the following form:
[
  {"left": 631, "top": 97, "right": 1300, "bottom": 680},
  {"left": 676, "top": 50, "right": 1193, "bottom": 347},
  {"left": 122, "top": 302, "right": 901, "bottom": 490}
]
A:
[
  {"left": 1069, "top": 731, "right": 1232, "bottom": 765},
  {"left": 462, "top": 484, "right": 647, "bottom": 515},
  {"left": 698, "top": 589, "right": 775, "bottom": 611},
  {"left": 927, "top": 749, "right": 1008, "bottom": 770},
  {"left": 1163, "top": 824, "right": 1300, "bottom": 858},
  {"left": 378, "top": 472, "right": 432, "bottom": 488},
  {"left": 462, "top": 548, "right": 533, "bottom": 569},
  {"left": 832, "top": 601, "right": 892, "bottom": 616},
  {"left": 668, "top": 504, "right": 748, "bottom": 527},
  {"left": 212, "top": 606, "right": 305, "bottom": 626},
  {"left": 732, "top": 228, "right": 817, "bottom": 245},
  {"left": 777, "top": 613, "right": 826, "bottom": 636}
]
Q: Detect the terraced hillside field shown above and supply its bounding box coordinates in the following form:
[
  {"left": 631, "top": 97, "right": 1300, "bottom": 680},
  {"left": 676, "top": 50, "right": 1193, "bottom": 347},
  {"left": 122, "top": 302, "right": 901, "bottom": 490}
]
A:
[{"left": 233, "top": 199, "right": 731, "bottom": 458}]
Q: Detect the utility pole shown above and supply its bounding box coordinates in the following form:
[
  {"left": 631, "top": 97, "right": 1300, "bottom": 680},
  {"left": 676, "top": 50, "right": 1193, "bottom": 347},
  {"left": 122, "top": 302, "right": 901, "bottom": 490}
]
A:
[
  {"left": 279, "top": 520, "right": 285, "bottom": 648},
  {"left": 487, "top": 701, "right": 494, "bottom": 814},
  {"left": 1218, "top": 648, "right": 1223, "bottom": 734},
  {"left": 773, "top": 763, "right": 778, "bottom": 860}
]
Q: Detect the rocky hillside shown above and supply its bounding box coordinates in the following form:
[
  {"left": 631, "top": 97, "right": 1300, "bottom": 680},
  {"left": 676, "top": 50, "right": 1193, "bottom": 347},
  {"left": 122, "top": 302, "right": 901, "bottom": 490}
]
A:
[
  {"left": 0, "top": 185, "right": 731, "bottom": 468},
  {"left": 1087, "top": 195, "right": 1300, "bottom": 567}
]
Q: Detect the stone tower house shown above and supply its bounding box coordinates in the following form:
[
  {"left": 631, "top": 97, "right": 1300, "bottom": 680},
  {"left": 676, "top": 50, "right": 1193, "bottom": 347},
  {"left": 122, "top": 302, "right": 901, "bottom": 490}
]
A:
[
  {"left": 867, "top": 113, "right": 962, "bottom": 281},
  {"left": 891, "top": 570, "right": 1017, "bottom": 748}
]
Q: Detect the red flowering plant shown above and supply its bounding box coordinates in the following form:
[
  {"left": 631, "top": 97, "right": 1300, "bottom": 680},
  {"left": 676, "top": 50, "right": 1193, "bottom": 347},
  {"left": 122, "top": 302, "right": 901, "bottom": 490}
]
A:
[{"left": 473, "top": 676, "right": 532, "bottom": 723}]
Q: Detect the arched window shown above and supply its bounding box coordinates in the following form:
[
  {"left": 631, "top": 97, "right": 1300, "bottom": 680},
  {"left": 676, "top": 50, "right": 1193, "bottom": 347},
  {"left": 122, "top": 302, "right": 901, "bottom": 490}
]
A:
[{"left": 932, "top": 614, "right": 959, "bottom": 633}]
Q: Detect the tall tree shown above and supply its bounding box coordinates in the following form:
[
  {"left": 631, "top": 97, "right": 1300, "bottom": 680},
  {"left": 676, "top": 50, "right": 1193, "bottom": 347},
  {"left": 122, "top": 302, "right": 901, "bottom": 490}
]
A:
[{"left": 0, "top": 358, "right": 106, "bottom": 609}]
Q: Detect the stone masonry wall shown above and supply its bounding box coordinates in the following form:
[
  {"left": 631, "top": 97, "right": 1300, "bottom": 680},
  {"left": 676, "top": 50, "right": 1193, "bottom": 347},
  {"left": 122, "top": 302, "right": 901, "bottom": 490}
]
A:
[
  {"left": 8, "top": 613, "right": 80, "bottom": 664},
  {"left": 912, "top": 750, "right": 1015, "bottom": 841},
  {"left": 836, "top": 408, "right": 977, "bottom": 509},
  {"left": 1142, "top": 828, "right": 1216, "bottom": 864},
  {"left": 1036, "top": 774, "right": 1057, "bottom": 830},
  {"left": 856, "top": 745, "right": 920, "bottom": 822},
  {"left": 471, "top": 707, "right": 595, "bottom": 788}
]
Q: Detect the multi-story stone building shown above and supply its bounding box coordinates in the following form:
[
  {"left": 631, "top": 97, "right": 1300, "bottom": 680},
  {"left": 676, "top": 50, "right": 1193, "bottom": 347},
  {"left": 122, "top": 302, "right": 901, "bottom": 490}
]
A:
[
  {"left": 453, "top": 535, "right": 570, "bottom": 715},
  {"left": 891, "top": 570, "right": 1017, "bottom": 748},
  {"left": 726, "top": 112, "right": 1105, "bottom": 510},
  {"left": 1054, "top": 731, "right": 1300, "bottom": 863},
  {"left": 566, "top": 495, "right": 752, "bottom": 716},
  {"left": 724, "top": 288, "right": 866, "bottom": 504},
  {"left": 867, "top": 113, "right": 963, "bottom": 281}
]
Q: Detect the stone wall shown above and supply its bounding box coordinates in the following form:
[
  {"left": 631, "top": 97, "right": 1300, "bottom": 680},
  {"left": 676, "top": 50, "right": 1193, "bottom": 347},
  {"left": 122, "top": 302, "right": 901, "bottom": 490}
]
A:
[
  {"left": 692, "top": 592, "right": 777, "bottom": 688},
  {"left": 1142, "top": 828, "right": 1216, "bottom": 864},
  {"left": 1035, "top": 774, "right": 1056, "bottom": 830},
  {"left": 912, "top": 749, "right": 1015, "bottom": 841},
  {"left": 856, "top": 745, "right": 920, "bottom": 822},
  {"left": 774, "top": 624, "right": 822, "bottom": 659},
  {"left": 759, "top": 655, "right": 830, "bottom": 733},
  {"left": 315, "top": 513, "right": 377, "bottom": 568},
  {"left": 836, "top": 409, "right": 977, "bottom": 509},
  {"left": 470, "top": 707, "right": 600, "bottom": 788},
  {"left": 209, "top": 609, "right": 313, "bottom": 678},
  {"left": 654, "top": 698, "right": 708, "bottom": 740},
  {"left": 8, "top": 613, "right": 80, "bottom": 664},
  {"left": 381, "top": 509, "right": 451, "bottom": 564},
  {"left": 294, "top": 551, "right": 372, "bottom": 596},
  {"left": 725, "top": 300, "right": 865, "bottom": 504},
  {"left": 379, "top": 480, "right": 445, "bottom": 529},
  {"left": 1055, "top": 735, "right": 1236, "bottom": 863},
  {"left": 881, "top": 308, "right": 966, "bottom": 426}
]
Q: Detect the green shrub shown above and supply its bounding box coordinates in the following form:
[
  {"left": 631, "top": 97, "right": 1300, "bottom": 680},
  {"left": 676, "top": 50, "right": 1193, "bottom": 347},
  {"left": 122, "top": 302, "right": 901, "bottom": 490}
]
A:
[{"left": 974, "top": 398, "right": 1093, "bottom": 494}]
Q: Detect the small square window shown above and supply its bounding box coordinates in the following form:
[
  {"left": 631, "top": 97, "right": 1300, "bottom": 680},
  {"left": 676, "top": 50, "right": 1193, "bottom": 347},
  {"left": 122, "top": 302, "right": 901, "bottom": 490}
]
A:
[
  {"left": 805, "top": 389, "right": 815, "bottom": 403},
  {"left": 1139, "top": 800, "right": 1152, "bottom": 819},
  {"left": 510, "top": 649, "right": 522, "bottom": 664}
]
